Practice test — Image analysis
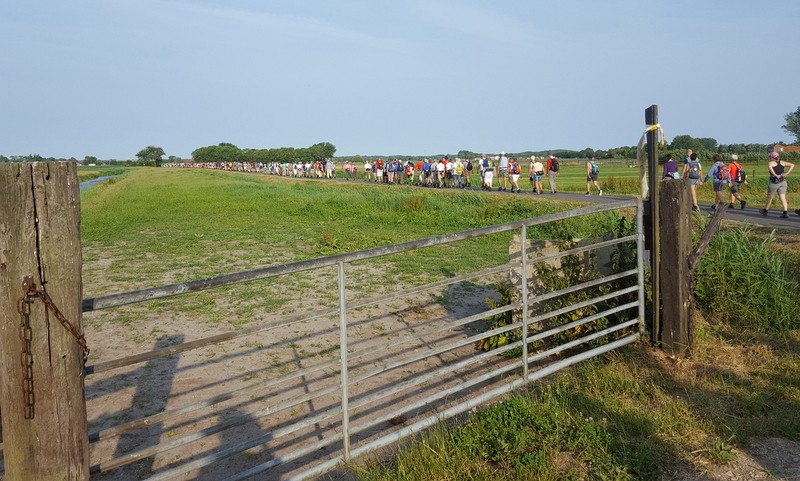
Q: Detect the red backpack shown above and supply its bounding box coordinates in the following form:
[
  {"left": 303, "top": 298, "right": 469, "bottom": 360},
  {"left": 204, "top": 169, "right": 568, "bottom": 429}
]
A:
[{"left": 717, "top": 164, "right": 730, "bottom": 181}]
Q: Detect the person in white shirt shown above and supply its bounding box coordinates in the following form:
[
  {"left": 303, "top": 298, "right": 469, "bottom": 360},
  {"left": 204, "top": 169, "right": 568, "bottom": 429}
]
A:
[{"left": 364, "top": 161, "right": 372, "bottom": 182}]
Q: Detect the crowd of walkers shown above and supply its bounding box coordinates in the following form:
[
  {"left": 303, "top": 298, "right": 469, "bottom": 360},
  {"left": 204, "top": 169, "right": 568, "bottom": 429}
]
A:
[
  {"left": 167, "top": 153, "right": 576, "bottom": 194},
  {"left": 675, "top": 148, "right": 798, "bottom": 218},
  {"left": 334, "top": 153, "right": 575, "bottom": 194},
  {"left": 168, "top": 150, "right": 798, "bottom": 219}
]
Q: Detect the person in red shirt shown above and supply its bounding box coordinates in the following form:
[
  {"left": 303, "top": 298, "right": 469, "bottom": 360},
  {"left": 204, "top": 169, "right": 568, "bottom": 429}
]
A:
[
  {"left": 727, "top": 154, "right": 747, "bottom": 209},
  {"left": 414, "top": 160, "right": 424, "bottom": 185}
]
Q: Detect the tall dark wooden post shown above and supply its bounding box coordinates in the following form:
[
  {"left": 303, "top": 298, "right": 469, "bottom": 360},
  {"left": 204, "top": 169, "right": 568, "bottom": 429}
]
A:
[
  {"left": 659, "top": 179, "right": 693, "bottom": 355},
  {"left": 0, "top": 162, "right": 89, "bottom": 480},
  {"left": 645, "top": 105, "right": 661, "bottom": 343}
]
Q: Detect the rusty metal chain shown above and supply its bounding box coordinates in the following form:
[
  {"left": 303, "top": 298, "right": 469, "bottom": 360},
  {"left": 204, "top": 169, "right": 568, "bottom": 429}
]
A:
[
  {"left": 18, "top": 293, "right": 35, "bottom": 419},
  {"left": 17, "top": 275, "right": 90, "bottom": 420}
]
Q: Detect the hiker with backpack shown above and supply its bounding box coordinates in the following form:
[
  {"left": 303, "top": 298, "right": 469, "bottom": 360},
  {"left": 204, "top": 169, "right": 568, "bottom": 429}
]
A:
[
  {"left": 727, "top": 154, "right": 747, "bottom": 210},
  {"left": 464, "top": 158, "right": 473, "bottom": 187},
  {"left": 585, "top": 155, "right": 602, "bottom": 196},
  {"left": 509, "top": 158, "right": 522, "bottom": 193},
  {"left": 546, "top": 153, "right": 559, "bottom": 194},
  {"left": 760, "top": 151, "right": 795, "bottom": 218},
  {"left": 662, "top": 154, "right": 680, "bottom": 180},
  {"left": 481, "top": 154, "right": 496, "bottom": 190},
  {"left": 682, "top": 152, "right": 703, "bottom": 211},
  {"left": 497, "top": 152, "right": 510, "bottom": 191},
  {"left": 452, "top": 158, "right": 463, "bottom": 188},
  {"left": 703, "top": 154, "right": 731, "bottom": 210},
  {"left": 531, "top": 156, "right": 545, "bottom": 194}
]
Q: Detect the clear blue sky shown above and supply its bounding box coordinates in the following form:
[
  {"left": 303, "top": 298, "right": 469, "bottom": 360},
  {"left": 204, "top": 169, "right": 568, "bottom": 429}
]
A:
[{"left": 2, "top": 1, "right": 798, "bottom": 160}]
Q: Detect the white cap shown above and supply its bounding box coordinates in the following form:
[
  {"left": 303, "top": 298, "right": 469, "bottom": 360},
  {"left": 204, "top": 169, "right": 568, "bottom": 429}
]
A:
[{"left": 530, "top": 155, "right": 536, "bottom": 161}]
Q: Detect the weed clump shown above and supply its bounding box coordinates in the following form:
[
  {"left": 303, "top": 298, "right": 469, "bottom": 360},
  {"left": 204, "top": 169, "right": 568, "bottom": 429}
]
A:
[{"left": 694, "top": 227, "right": 800, "bottom": 332}]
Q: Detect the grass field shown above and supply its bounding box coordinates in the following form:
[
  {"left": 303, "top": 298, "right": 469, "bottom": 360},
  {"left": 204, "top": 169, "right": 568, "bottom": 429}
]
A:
[
  {"left": 79, "top": 166, "right": 800, "bottom": 481},
  {"left": 80, "top": 167, "right": 623, "bottom": 287}
]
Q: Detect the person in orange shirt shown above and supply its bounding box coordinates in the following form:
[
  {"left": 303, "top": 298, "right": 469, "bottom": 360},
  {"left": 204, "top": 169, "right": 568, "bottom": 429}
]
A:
[{"left": 727, "top": 154, "right": 747, "bottom": 210}]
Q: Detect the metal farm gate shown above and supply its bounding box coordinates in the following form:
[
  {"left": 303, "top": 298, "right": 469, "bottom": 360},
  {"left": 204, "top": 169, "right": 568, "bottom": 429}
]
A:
[{"left": 3, "top": 198, "right": 645, "bottom": 481}]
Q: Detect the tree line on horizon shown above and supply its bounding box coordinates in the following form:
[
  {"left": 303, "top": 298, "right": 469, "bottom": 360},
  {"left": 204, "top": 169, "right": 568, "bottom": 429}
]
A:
[
  {"left": 2, "top": 138, "right": 796, "bottom": 166},
  {"left": 3, "top": 104, "right": 800, "bottom": 166}
]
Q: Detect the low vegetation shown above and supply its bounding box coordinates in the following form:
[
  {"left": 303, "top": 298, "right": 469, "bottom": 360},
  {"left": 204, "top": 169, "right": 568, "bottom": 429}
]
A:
[
  {"left": 353, "top": 320, "right": 799, "bottom": 480},
  {"left": 76, "top": 165, "right": 128, "bottom": 182}
]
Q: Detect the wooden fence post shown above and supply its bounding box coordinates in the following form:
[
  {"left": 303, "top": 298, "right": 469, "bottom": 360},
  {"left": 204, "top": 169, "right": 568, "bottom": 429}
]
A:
[
  {"left": 0, "top": 162, "right": 89, "bottom": 480},
  {"left": 658, "top": 178, "right": 693, "bottom": 356}
]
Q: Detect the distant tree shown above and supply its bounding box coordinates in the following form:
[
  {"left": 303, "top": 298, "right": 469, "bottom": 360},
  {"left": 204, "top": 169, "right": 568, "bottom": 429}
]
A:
[
  {"left": 697, "top": 137, "right": 718, "bottom": 151},
  {"left": 192, "top": 144, "right": 243, "bottom": 164},
  {"left": 608, "top": 146, "right": 637, "bottom": 158},
  {"left": 670, "top": 135, "right": 701, "bottom": 151},
  {"left": 0, "top": 155, "right": 9, "bottom": 163},
  {"left": 783, "top": 106, "right": 800, "bottom": 144},
  {"left": 136, "top": 145, "right": 165, "bottom": 166},
  {"left": 82, "top": 155, "right": 98, "bottom": 165},
  {"left": 312, "top": 142, "right": 336, "bottom": 159}
]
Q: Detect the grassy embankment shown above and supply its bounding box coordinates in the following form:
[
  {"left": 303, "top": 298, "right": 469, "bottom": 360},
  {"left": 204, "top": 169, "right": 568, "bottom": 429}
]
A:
[
  {"left": 76, "top": 165, "right": 129, "bottom": 182},
  {"left": 80, "top": 167, "right": 800, "bottom": 481}
]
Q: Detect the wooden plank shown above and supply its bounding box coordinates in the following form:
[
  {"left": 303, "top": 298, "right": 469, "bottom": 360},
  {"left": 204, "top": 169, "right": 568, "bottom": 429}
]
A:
[
  {"left": 659, "top": 178, "right": 693, "bottom": 356},
  {"left": 0, "top": 162, "right": 89, "bottom": 480}
]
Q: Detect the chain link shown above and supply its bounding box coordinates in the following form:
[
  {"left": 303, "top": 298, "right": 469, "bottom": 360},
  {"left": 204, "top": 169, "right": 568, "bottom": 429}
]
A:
[
  {"left": 36, "top": 289, "right": 90, "bottom": 361},
  {"left": 17, "top": 276, "right": 90, "bottom": 420},
  {"left": 18, "top": 295, "right": 35, "bottom": 419}
]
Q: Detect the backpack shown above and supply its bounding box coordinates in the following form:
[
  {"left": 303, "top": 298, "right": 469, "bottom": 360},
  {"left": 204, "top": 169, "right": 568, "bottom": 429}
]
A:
[
  {"left": 590, "top": 161, "right": 599, "bottom": 175},
  {"left": 550, "top": 158, "right": 559, "bottom": 172},
  {"left": 734, "top": 164, "right": 746, "bottom": 183},
  {"left": 688, "top": 161, "right": 701, "bottom": 179},
  {"left": 466, "top": 160, "right": 473, "bottom": 171},
  {"left": 512, "top": 163, "right": 521, "bottom": 175},
  {"left": 717, "top": 164, "right": 730, "bottom": 182}
]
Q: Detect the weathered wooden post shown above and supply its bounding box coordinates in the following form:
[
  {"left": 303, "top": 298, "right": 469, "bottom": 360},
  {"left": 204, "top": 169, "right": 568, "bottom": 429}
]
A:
[
  {"left": 659, "top": 179, "right": 693, "bottom": 356},
  {"left": 0, "top": 162, "right": 89, "bottom": 480},
  {"left": 644, "top": 105, "right": 661, "bottom": 343}
]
